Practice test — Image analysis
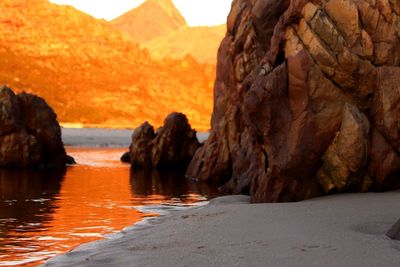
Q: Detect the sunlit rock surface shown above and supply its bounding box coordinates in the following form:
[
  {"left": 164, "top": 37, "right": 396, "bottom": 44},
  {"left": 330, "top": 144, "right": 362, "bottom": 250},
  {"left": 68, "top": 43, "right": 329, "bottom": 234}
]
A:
[
  {"left": 187, "top": 0, "right": 400, "bottom": 202},
  {"left": 0, "top": 86, "right": 72, "bottom": 167},
  {"left": 124, "top": 113, "right": 200, "bottom": 169}
]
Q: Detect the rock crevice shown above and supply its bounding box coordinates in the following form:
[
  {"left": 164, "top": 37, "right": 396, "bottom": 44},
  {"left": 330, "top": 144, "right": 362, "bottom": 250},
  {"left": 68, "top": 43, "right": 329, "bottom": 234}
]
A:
[
  {"left": 187, "top": 0, "right": 400, "bottom": 202},
  {"left": 124, "top": 113, "right": 200, "bottom": 169}
]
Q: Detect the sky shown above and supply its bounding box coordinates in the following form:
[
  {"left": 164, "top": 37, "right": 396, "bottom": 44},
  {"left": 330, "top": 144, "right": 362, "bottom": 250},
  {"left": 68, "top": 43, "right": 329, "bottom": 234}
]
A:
[{"left": 49, "top": 0, "right": 233, "bottom": 26}]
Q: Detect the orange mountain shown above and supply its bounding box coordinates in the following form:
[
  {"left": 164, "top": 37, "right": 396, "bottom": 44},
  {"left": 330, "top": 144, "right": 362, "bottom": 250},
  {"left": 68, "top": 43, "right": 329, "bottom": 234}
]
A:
[
  {"left": 0, "top": 0, "right": 215, "bottom": 130},
  {"left": 110, "top": 0, "right": 187, "bottom": 44},
  {"left": 143, "top": 25, "right": 226, "bottom": 64},
  {"left": 109, "top": 0, "right": 226, "bottom": 64}
]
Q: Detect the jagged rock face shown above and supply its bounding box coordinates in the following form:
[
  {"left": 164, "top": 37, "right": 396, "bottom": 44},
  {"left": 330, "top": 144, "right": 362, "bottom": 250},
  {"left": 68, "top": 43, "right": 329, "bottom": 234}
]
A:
[
  {"left": 126, "top": 113, "right": 200, "bottom": 169},
  {"left": 0, "top": 86, "right": 71, "bottom": 167},
  {"left": 186, "top": 0, "right": 400, "bottom": 202}
]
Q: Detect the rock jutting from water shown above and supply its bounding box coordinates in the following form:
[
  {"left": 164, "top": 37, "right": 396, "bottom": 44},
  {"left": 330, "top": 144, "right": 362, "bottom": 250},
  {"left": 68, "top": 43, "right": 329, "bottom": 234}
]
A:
[
  {"left": 123, "top": 112, "right": 200, "bottom": 169},
  {"left": 0, "top": 85, "right": 74, "bottom": 168},
  {"left": 186, "top": 0, "right": 400, "bottom": 202}
]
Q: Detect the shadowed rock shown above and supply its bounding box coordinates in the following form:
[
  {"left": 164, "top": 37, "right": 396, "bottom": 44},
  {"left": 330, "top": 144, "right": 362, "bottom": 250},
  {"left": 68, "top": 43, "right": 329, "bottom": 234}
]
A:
[
  {"left": 129, "top": 121, "right": 156, "bottom": 167},
  {"left": 0, "top": 86, "right": 73, "bottom": 168},
  {"left": 123, "top": 113, "right": 200, "bottom": 169},
  {"left": 120, "top": 152, "right": 131, "bottom": 164},
  {"left": 186, "top": 0, "right": 400, "bottom": 202},
  {"left": 387, "top": 219, "right": 400, "bottom": 240}
]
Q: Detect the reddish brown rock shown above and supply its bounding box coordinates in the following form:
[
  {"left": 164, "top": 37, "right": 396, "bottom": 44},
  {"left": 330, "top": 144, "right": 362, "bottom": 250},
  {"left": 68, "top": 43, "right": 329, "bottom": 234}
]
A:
[
  {"left": 124, "top": 113, "right": 200, "bottom": 169},
  {"left": 129, "top": 121, "right": 156, "bottom": 168},
  {"left": 186, "top": 0, "right": 400, "bottom": 202},
  {"left": 0, "top": 86, "right": 73, "bottom": 168}
]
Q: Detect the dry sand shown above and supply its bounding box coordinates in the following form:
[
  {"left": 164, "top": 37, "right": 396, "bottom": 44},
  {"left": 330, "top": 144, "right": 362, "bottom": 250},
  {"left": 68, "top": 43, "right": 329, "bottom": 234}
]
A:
[{"left": 42, "top": 191, "right": 400, "bottom": 267}]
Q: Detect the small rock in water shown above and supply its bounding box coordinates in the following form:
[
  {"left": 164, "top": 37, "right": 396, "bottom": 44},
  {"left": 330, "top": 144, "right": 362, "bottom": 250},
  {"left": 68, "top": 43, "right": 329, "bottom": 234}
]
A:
[
  {"left": 120, "top": 152, "right": 131, "bottom": 163},
  {"left": 123, "top": 112, "right": 200, "bottom": 169},
  {"left": 66, "top": 155, "right": 76, "bottom": 165}
]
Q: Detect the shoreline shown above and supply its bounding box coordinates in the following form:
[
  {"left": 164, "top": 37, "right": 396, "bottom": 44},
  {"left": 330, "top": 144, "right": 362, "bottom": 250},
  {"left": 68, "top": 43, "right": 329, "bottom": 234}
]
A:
[
  {"left": 41, "top": 192, "right": 400, "bottom": 267},
  {"left": 39, "top": 198, "right": 215, "bottom": 267},
  {"left": 61, "top": 128, "right": 209, "bottom": 147}
]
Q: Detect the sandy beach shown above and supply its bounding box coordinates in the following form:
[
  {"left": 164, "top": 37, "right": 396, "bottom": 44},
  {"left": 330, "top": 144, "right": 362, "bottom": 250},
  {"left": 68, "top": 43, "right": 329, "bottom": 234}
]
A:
[{"left": 42, "top": 191, "right": 400, "bottom": 267}]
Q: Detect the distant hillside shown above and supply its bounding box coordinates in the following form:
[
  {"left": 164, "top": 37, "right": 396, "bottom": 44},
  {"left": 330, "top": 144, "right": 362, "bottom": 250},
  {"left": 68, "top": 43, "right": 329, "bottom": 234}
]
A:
[
  {"left": 109, "top": 0, "right": 226, "bottom": 64},
  {"left": 0, "top": 0, "right": 214, "bottom": 130},
  {"left": 144, "top": 25, "right": 226, "bottom": 64},
  {"left": 110, "top": 0, "right": 187, "bottom": 44}
]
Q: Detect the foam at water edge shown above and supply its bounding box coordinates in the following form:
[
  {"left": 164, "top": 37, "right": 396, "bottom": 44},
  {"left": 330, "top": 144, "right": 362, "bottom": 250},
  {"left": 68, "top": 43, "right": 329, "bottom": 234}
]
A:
[{"left": 103, "top": 201, "right": 209, "bottom": 240}]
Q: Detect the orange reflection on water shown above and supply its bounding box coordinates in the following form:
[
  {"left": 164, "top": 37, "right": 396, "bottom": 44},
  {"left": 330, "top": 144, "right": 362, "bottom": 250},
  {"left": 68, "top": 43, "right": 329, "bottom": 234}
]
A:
[
  {"left": 0, "top": 148, "right": 219, "bottom": 266},
  {"left": 41, "top": 149, "right": 143, "bottom": 264}
]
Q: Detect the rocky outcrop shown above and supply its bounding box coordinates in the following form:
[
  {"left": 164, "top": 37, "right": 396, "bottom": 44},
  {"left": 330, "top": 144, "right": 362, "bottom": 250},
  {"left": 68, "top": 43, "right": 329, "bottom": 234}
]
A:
[
  {"left": 124, "top": 113, "right": 200, "bottom": 169},
  {"left": 0, "top": 86, "right": 73, "bottom": 168},
  {"left": 186, "top": 0, "right": 400, "bottom": 202}
]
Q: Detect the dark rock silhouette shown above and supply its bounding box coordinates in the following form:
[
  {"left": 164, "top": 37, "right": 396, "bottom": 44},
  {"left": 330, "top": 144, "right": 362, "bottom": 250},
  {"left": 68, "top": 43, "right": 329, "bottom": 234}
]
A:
[
  {"left": 0, "top": 86, "right": 73, "bottom": 168},
  {"left": 129, "top": 121, "right": 156, "bottom": 167},
  {"left": 123, "top": 113, "right": 200, "bottom": 169},
  {"left": 387, "top": 218, "right": 400, "bottom": 240},
  {"left": 187, "top": 0, "right": 400, "bottom": 202},
  {"left": 120, "top": 152, "right": 131, "bottom": 163}
]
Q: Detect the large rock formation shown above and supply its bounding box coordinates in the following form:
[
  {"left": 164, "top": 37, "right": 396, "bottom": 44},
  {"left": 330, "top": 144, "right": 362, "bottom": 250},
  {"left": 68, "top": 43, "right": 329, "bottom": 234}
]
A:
[
  {"left": 0, "top": 86, "right": 73, "bottom": 168},
  {"left": 124, "top": 113, "right": 200, "bottom": 169},
  {"left": 186, "top": 0, "right": 400, "bottom": 202}
]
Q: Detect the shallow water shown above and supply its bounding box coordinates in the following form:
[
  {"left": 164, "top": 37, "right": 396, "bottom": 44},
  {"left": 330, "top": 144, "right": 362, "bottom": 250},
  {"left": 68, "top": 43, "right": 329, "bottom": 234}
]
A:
[{"left": 0, "top": 147, "right": 220, "bottom": 266}]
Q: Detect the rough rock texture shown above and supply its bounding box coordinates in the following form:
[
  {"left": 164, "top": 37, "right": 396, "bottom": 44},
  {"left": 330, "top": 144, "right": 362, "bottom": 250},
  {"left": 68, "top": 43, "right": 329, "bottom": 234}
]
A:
[
  {"left": 186, "top": 0, "right": 400, "bottom": 202},
  {"left": 0, "top": 86, "right": 72, "bottom": 167},
  {"left": 125, "top": 113, "right": 200, "bottom": 169},
  {"left": 387, "top": 218, "right": 400, "bottom": 240}
]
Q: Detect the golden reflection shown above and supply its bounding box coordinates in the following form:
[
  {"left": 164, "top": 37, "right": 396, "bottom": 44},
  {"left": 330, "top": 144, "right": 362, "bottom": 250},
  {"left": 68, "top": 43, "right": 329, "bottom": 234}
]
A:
[{"left": 0, "top": 148, "right": 220, "bottom": 266}]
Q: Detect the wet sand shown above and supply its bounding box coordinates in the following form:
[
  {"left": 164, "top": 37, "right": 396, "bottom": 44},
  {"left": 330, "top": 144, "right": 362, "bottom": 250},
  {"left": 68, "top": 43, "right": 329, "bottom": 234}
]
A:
[
  {"left": 42, "top": 191, "right": 400, "bottom": 267},
  {"left": 61, "top": 128, "right": 209, "bottom": 147}
]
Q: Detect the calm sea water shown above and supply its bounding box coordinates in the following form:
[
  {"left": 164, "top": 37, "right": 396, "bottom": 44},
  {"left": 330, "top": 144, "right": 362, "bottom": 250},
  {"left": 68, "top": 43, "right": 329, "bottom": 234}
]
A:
[{"left": 0, "top": 147, "right": 220, "bottom": 266}]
